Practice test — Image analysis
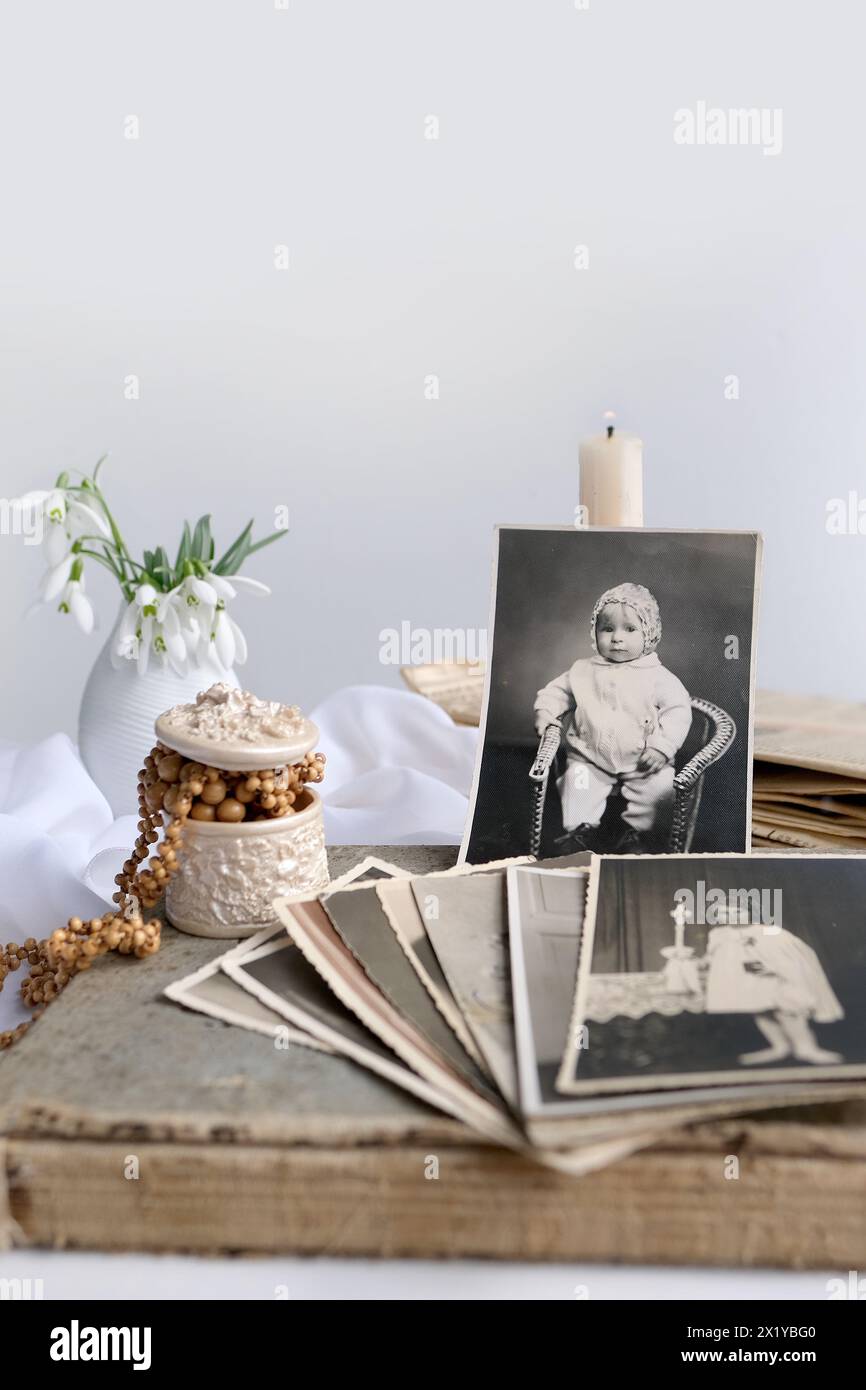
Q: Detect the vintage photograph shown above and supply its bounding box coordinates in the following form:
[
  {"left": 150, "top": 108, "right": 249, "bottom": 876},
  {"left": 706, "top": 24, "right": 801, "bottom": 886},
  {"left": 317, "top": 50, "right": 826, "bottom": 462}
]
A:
[
  {"left": 506, "top": 865, "right": 588, "bottom": 1117},
  {"left": 558, "top": 854, "right": 866, "bottom": 1094},
  {"left": 461, "top": 527, "right": 762, "bottom": 864}
]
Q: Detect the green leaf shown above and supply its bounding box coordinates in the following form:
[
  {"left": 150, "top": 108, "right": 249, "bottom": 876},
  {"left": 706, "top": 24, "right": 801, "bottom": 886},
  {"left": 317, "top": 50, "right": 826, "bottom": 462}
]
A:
[
  {"left": 214, "top": 546, "right": 248, "bottom": 577},
  {"left": 245, "top": 529, "right": 287, "bottom": 557},
  {"left": 212, "top": 519, "right": 253, "bottom": 576},
  {"left": 215, "top": 522, "right": 287, "bottom": 575},
  {"left": 152, "top": 546, "right": 173, "bottom": 590},
  {"left": 142, "top": 549, "right": 166, "bottom": 589},
  {"left": 191, "top": 514, "right": 213, "bottom": 564},
  {"left": 174, "top": 521, "right": 192, "bottom": 577}
]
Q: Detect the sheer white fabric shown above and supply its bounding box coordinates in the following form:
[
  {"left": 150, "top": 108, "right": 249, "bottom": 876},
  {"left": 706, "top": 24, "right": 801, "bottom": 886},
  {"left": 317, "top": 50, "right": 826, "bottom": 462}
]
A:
[{"left": 0, "top": 685, "right": 476, "bottom": 1031}]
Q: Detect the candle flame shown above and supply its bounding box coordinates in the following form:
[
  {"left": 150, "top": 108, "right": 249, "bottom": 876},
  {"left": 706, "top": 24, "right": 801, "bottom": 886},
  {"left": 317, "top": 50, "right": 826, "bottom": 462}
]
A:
[{"left": 602, "top": 410, "right": 616, "bottom": 425}]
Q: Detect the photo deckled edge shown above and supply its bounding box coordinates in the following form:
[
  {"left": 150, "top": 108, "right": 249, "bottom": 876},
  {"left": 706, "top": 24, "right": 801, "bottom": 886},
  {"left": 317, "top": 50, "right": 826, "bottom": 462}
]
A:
[{"left": 556, "top": 854, "right": 603, "bottom": 1093}]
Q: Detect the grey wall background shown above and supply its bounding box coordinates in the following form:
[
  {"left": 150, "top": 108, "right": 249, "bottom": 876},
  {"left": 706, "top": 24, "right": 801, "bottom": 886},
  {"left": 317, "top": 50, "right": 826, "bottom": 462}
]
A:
[{"left": 2, "top": 0, "right": 864, "bottom": 745}]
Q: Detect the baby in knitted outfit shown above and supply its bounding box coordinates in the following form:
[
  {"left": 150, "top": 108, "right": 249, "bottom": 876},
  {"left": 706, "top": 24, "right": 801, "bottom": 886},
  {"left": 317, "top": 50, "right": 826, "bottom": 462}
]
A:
[{"left": 534, "top": 583, "right": 692, "bottom": 850}]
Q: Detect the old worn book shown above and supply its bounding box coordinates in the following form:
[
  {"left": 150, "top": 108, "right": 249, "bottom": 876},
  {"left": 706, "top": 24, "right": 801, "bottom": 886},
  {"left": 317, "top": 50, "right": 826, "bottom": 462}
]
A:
[{"left": 2, "top": 846, "right": 866, "bottom": 1268}]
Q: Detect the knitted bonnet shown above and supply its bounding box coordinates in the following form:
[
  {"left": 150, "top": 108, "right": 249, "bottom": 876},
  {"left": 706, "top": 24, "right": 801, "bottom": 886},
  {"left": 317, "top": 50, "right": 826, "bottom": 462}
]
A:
[{"left": 590, "top": 582, "right": 662, "bottom": 655}]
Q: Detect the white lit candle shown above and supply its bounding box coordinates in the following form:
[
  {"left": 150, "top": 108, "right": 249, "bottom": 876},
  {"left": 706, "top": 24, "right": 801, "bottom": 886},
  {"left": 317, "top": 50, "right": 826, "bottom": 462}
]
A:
[{"left": 579, "top": 412, "right": 644, "bottom": 527}]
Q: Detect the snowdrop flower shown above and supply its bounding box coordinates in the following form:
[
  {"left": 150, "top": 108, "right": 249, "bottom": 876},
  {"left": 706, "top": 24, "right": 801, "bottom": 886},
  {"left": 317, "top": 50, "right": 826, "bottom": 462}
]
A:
[
  {"left": 21, "top": 485, "right": 113, "bottom": 624},
  {"left": 65, "top": 495, "right": 111, "bottom": 541},
  {"left": 20, "top": 459, "right": 285, "bottom": 676},
  {"left": 174, "top": 572, "right": 219, "bottom": 611},
  {"left": 151, "top": 601, "right": 189, "bottom": 677},
  {"left": 58, "top": 575, "right": 95, "bottom": 634},
  {"left": 177, "top": 567, "right": 269, "bottom": 669},
  {"left": 18, "top": 486, "right": 110, "bottom": 566},
  {"left": 111, "top": 584, "right": 154, "bottom": 671},
  {"left": 112, "top": 583, "right": 188, "bottom": 676},
  {"left": 217, "top": 574, "right": 271, "bottom": 600},
  {"left": 211, "top": 575, "right": 269, "bottom": 651},
  {"left": 178, "top": 570, "right": 269, "bottom": 609},
  {"left": 39, "top": 550, "right": 77, "bottom": 603},
  {"left": 14, "top": 487, "right": 66, "bottom": 558},
  {"left": 51, "top": 559, "right": 95, "bottom": 634},
  {"left": 167, "top": 573, "right": 219, "bottom": 668},
  {"left": 207, "top": 602, "right": 248, "bottom": 671}
]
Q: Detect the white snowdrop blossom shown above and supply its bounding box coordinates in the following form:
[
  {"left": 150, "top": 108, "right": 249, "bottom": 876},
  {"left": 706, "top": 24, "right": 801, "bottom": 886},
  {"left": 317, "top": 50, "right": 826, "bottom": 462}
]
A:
[
  {"left": 175, "top": 573, "right": 219, "bottom": 610},
  {"left": 112, "top": 584, "right": 188, "bottom": 676},
  {"left": 19, "top": 487, "right": 110, "bottom": 568},
  {"left": 193, "top": 572, "right": 270, "bottom": 673},
  {"left": 58, "top": 574, "right": 95, "bottom": 634},
  {"left": 20, "top": 462, "right": 285, "bottom": 674},
  {"left": 208, "top": 603, "right": 248, "bottom": 672},
  {"left": 202, "top": 569, "right": 268, "bottom": 672},
  {"left": 111, "top": 572, "right": 270, "bottom": 675},
  {"left": 40, "top": 550, "right": 77, "bottom": 603},
  {"left": 19, "top": 483, "right": 113, "bottom": 632}
]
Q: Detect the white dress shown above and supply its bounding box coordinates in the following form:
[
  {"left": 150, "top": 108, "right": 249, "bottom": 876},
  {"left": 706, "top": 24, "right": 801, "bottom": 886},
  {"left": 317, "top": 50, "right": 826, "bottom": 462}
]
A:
[{"left": 705, "top": 925, "right": 844, "bottom": 1021}]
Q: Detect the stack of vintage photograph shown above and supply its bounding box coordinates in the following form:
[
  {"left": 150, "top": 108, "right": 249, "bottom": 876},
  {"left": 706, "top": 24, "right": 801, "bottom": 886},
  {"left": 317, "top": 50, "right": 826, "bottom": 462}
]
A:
[
  {"left": 167, "top": 848, "right": 866, "bottom": 1175},
  {"left": 167, "top": 526, "right": 866, "bottom": 1172}
]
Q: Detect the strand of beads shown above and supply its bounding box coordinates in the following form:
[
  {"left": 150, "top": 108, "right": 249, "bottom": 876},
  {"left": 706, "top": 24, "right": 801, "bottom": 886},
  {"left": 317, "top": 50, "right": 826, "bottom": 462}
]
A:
[
  {"left": 0, "top": 747, "right": 177, "bottom": 1045},
  {"left": 0, "top": 741, "right": 326, "bottom": 1050},
  {"left": 129, "top": 746, "right": 195, "bottom": 910},
  {"left": 144, "top": 743, "right": 326, "bottom": 826},
  {"left": 0, "top": 911, "right": 162, "bottom": 1050}
]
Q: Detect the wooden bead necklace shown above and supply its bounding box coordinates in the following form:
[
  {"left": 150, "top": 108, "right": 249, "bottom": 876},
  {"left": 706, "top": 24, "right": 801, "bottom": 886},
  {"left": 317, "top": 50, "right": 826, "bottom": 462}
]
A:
[{"left": 0, "top": 741, "right": 325, "bottom": 1050}]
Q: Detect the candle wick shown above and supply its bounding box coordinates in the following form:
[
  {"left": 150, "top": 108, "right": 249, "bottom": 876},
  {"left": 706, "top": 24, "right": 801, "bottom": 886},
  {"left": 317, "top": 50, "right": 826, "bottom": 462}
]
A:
[{"left": 606, "top": 424, "right": 615, "bottom": 439}]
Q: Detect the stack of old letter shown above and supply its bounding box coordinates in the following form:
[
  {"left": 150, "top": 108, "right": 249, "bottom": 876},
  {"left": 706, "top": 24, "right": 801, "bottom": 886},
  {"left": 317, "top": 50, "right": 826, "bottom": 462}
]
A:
[
  {"left": 167, "top": 847, "right": 866, "bottom": 1176},
  {"left": 752, "top": 691, "right": 866, "bottom": 850}
]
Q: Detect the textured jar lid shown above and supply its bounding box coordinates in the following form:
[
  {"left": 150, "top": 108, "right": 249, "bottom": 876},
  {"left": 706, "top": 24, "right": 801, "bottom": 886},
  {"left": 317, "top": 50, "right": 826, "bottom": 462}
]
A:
[{"left": 154, "top": 684, "right": 320, "bottom": 771}]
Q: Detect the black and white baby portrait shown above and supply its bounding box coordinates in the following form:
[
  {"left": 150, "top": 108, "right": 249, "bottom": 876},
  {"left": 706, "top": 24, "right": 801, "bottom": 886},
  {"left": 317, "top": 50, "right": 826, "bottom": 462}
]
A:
[{"left": 461, "top": 526, "right": 762, "bottom": 864}]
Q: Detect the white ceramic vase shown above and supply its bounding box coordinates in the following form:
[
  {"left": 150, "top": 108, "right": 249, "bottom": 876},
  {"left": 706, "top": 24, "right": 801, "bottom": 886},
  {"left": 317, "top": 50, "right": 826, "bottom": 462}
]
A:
[{"left": 78, "top": 606, "right": 239, "bottom": 816}]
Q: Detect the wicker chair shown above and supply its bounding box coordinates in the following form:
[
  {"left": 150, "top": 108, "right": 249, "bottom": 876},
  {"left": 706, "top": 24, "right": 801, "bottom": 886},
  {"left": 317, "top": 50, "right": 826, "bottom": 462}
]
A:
[{"left": 528, "top": 698, "right": 736, "bottom": 857}]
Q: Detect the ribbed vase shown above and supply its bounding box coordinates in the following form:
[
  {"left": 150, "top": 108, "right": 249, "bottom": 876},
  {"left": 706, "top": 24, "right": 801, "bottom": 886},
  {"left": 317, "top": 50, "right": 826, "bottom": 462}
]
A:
[{"left": 77, "top": 605, "right": 238, "bottom": 816}]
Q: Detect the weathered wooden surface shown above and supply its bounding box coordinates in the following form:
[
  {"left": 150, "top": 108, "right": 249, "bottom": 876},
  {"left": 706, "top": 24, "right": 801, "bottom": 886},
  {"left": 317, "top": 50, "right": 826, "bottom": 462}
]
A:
[{"left": 1, "top": 846, "right": 865, "bottom": 1265}]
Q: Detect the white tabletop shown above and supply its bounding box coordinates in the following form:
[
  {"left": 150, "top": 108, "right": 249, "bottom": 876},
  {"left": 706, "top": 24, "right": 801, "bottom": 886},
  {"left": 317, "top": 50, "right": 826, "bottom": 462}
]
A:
[{"left": 0, "top": 1250, "right": 835, "bottom": 1301}]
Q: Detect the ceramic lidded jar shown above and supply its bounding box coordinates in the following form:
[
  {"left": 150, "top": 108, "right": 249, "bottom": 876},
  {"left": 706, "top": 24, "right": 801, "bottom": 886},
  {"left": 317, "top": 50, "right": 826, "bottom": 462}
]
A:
[{"left": 155, "top": 686, "right": 330, "bottom": 938}]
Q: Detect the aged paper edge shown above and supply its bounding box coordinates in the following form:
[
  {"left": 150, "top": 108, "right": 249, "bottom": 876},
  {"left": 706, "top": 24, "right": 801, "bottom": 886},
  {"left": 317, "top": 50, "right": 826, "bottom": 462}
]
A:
[
  {"left": 164, "top": 857, "right": 410, "bottom": 1044},
  {"left": 375, "top": 880, "right": 490, "bottom": 1072}
]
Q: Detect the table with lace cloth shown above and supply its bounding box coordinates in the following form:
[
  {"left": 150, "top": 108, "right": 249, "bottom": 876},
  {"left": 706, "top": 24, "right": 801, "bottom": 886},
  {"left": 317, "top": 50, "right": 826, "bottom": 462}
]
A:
[{"left": 586, "top": 968, "right": 706, "bottom": 1023}]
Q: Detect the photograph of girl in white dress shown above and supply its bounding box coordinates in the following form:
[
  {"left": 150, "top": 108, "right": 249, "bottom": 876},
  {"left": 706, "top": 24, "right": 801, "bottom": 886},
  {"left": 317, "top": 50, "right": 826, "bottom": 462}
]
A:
[
  {"left": 557, "top": 855, "right": 861, "bottom": 1094},
  {"left": 705, "top": 911, "right": 843, "bottom": 1067},
  {"left": 461, "top": 527, "right": 762, "bottom": 865}
]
